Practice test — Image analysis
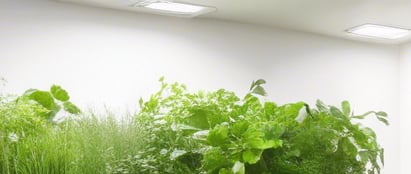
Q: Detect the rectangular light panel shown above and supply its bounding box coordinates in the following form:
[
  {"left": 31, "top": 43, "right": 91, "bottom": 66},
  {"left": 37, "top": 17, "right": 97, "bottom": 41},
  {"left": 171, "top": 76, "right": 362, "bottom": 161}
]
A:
[{"left": 347, "top": 24, "right": 410, "bottom": 39}]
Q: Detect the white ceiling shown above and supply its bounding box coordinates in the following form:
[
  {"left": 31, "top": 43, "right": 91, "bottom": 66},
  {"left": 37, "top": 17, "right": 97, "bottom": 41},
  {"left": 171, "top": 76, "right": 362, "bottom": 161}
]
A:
[{"left": 58, "top": 0, "right": 411, "bottom": 45}]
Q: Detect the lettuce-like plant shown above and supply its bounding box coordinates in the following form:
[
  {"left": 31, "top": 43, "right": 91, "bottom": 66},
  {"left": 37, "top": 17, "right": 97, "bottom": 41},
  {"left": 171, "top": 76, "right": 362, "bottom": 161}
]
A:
[{"left": 135, "top": 78, "right": 387, "bottom": 174}]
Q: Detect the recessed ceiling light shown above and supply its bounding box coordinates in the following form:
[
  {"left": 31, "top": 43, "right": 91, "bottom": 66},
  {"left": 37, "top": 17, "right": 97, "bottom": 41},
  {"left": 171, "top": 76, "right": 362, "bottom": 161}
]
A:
[
  {"left": 128, "top": 0, "right": 216, "bottom": 17},
  {"left": 146, "top": 2, "right": 204, "bottom": 13},
  {"left": 347, "top": 24, "right": 410, "bottom": 39}
]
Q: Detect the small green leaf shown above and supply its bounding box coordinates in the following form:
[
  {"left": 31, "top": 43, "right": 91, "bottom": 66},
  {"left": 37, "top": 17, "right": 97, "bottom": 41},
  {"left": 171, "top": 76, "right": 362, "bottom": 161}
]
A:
[
  {"left": 358, "top": 151, "right": 369, "bottom": 163},
  {"left": 253, "top": 79, "right": 266, "bottom": 86},
  {"left": 208, "top": 126, "right": 229, "bottom": 146},
  {"left": 139, "top": 97, "right": 144, "bottom": 108},
  {"left": 249, "top": 80, "right": 256, "bottom": 90},
  {"left": 232, "top": 161, "right": 245, "bottom": 174},
  {"left": 329, "top": 106, "right": 345, "bottom": 119},
  {"left": 186, "top": 108, "right": 210, "bottom": 130},
  {"left": 231, "top": 121, "right": 249, "bottom": 137},
  {"left": 26, "top": 90, "right": 55, "bottom": 110},
  {"left": 251, "top": 86, "right": 267, "bottom": 96},
  {"left": 249, "top": 79, "right": 266, "bottom": 91},
  {"left": 243, "top": 127, "right": 265, "bottom": 149},
  {"left": 264, "top": 102, "right": 277, "bottom": 117},
  {"left": 50, "top": 85, "right": 70, "bottom": 101},
  {"left": 316, "top": 100, "right": 328, "bottom": 113},
  {"left": 242, "top": 149, "right": 262, "bottom": 164},
  {"left": 341, "top": 138, "right": 357, "bottom": 158},
  {"left": 376, "top": 111, "right": 388, "bottom": 117},
  {"left": 376, "top": 116, "right": 389, "bottom": 125},
  {"left": 342, "top": 100, "right": 351, "bottom": 117},
  {"left": 380, "top": 148, "right": 385, "bottom": 166},
  {"left": 63, "top": 101, "right": 81, "bottom": 114}
]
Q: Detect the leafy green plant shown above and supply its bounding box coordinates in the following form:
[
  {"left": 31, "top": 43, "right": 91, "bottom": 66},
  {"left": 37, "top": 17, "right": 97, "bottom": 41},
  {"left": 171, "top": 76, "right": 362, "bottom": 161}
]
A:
[
  {"left": 0, "top": 78, "right": 387, "bottom": 174},
  {"left": 0, "top": 85, "right": 81, "bottom": 174},
  {"left": 134, "top": 78, "right": 387, "bottom": 174},
  {"left": 263, "top": 100, "right": 386, "bottom": 174},
  {"left": 21, "top": 85, "right": 81, "bottom": 120}
]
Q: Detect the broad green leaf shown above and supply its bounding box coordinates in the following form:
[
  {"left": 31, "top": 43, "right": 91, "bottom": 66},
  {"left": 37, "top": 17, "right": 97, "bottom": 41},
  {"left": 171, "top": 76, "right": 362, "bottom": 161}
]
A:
[
  {"left": 186, "top": 108, "right": 210, "bottom": 130},
  {"left": 242, "top": 149, "right": 263, "bottom": 164},
  {"left": 50, "top": 85, "right": 70, "bottom": 101},
  {"left": 342, "top": 100, "right": 351, "bottom": 117},
  {"left": 208, "top": 126, "right": 229, "bottom": 146},
  {"left": 251, "top": 86, "right": 267, "bottom": 96},
  {"left": 284, "top": 102, "right": 305, "bottom": 117},
  {"left": 261, "top": 139, "right": 283, "bottom": 149},
  {"left": 243, "top": 127, "right": 265, "bottom": 149},
  {"left": 26, "top": 90, "right": 55, "bottom": 110},
  {"left": 231, "top": 121, "right": 249, "bottom": 137},
  {"left": 63, "top": 101, "right": 81, "bottom": 114},
  {"left": 232, "top": 161, "right": 245, "bottom": 174}
]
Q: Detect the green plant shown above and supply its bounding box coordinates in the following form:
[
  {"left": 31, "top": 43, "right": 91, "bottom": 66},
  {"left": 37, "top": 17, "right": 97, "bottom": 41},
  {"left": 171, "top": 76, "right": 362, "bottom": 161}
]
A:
[
  {"left": 21, "top": 85, "right": 81, "bottom": 120},
  {"left": 134, "top": 78, "right": 387, "bottom": 174},
  {"left": 263, "top": 100, "right": 387, "bottom": 174},
  {"left": 0, "top": 78, "right": 387, "bottom": 174},
  {"left": 0, "top": 85, "right": 81, "bottom": 174}
]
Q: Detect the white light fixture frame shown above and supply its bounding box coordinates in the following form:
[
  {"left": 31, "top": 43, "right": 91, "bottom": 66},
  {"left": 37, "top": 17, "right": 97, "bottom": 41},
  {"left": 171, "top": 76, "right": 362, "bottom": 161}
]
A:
[
  {"left": 127, "top": 0, "right": 216, "bottom": 18},
  {"left": 346, "top": 24, "right": 411, "bottom": 40}
]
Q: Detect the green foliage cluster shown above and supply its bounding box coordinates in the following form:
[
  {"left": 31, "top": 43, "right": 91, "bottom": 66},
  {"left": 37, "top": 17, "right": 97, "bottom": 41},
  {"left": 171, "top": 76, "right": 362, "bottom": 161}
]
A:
[
  {"left": 0, "top": 78, "right": 387, "bottom": 174},
  {"left": 0, "top": 85, "right": 82, "bottom": 174},
  {"left": 21, "top": 85, "right": 81, "bottom": 120},
  {"left": 1, "top": 86, "right": 142, "bottom": 174},
  {"left": 132, "top": 78, "right": 387, "bottom": 174}
]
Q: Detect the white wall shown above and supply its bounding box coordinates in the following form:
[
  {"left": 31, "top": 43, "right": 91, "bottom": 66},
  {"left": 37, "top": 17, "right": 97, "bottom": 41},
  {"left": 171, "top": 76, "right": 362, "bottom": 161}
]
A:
[
  {"left": 400, "top": 42, "right": 411, "bottom": 174},
  {"left": 0, "top": 0, "right": 401, "bottom": 173}
]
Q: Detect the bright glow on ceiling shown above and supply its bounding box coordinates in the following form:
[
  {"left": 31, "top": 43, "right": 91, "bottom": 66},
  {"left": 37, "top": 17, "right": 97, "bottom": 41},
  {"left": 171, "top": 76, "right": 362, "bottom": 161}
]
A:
[
  {"left": 347, "top": 24, "right": 410, "bottom": 39},
  {"left": 145, "top": 2, "right": 204, "bottom": 13}
]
